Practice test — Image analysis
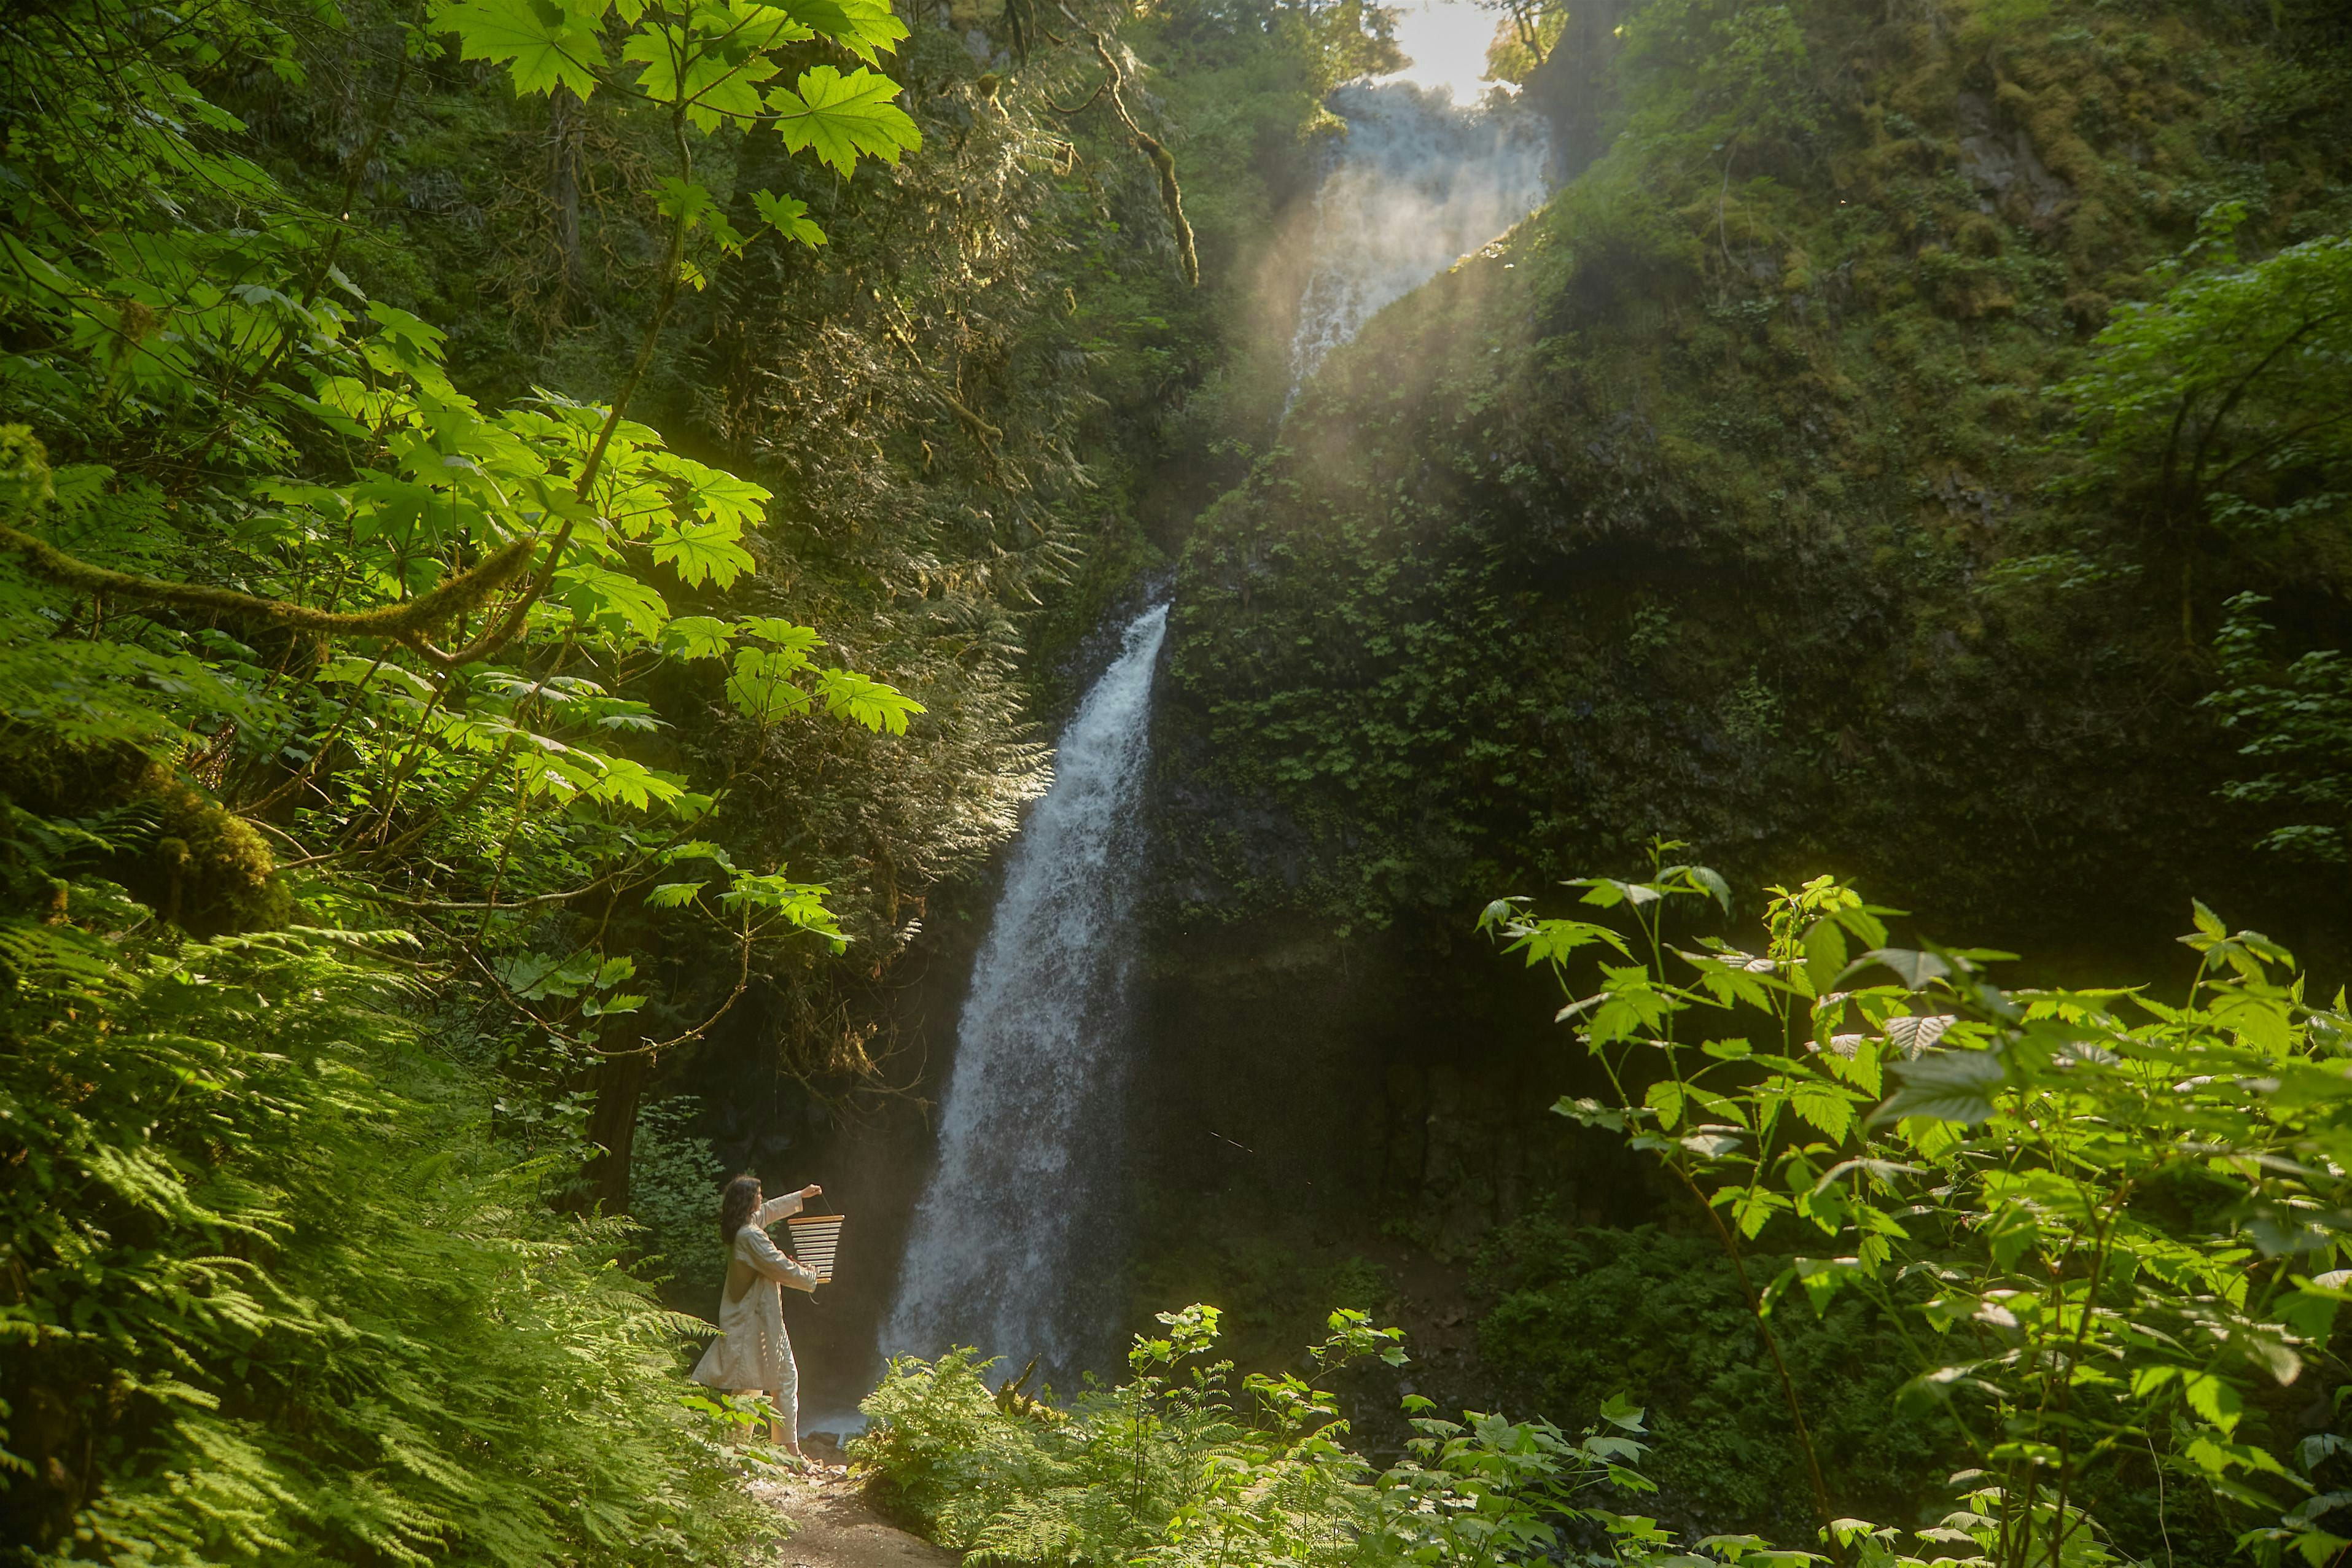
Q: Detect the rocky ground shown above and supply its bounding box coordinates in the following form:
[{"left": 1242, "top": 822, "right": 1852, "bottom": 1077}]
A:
[{"left": 749, "top": 1443, "right": 956, "bottom": 1568}]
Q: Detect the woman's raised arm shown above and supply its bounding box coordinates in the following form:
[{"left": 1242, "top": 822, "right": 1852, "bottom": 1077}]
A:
[{"left": 754, "top": 1182, "right": 819, "bottom": 1228}]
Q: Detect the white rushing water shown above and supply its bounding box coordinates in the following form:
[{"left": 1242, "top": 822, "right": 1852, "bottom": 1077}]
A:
[
  {"left": 1287, "top": 79, "right": 1551, "bottom": 392},
  {"left": 881, "top": 604, "right": 1169, "bottom": 1378}
]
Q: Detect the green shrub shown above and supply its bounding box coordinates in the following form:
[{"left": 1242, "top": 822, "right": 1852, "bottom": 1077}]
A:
[
  {"left": 1484, "top": 851, "right": 2350, "bottom": 1566},
  {"left": 631, "top": 1095, "right": 730, "bottom": 1309},
  {"left": 854, "top": 1305, "right": 1675, "bottom": 1567},
  {"left": 1477, "top": 1221, "right": 1948, "bottom": 1537}
]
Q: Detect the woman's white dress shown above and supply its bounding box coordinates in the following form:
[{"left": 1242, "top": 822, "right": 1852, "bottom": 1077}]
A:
[{"left": 691, "top": 1193, "right": 819, "bottom": 1432}]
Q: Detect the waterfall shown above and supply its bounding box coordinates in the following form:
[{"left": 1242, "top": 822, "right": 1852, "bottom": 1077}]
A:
[
  {"left": 881, "top": 604, "right": 1169, "bottom": 1379},
  {"left": 878, "top": 63, "right": 1548, "bottom": 1388},
  {"left": 1288, "top": 79, "right": 1551, "bottom": 392}
]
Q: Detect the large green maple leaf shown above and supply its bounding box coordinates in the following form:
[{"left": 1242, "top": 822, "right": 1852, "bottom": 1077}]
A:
[
  {"left": 765, "top": 65, "right": 919, "bottom": 175},
  {"left": 620, "top": 23, "right": 784, "bottom": 130},
  {"left": 766, "top": 0, "right": 905, "bottom": 63},
  {"left": 432, "top": 0, "right": 604, "bottom": 98},
  {"left": 650, "top": 518, "right": 756, "bottom": 589}
]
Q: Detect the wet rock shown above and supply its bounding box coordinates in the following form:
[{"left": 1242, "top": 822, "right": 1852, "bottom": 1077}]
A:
[{"left": 1954, "top": 90, "right": 2072, "bottom": 228}]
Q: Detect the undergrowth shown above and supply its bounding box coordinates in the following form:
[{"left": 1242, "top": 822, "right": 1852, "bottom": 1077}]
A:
[
  {"left": 854, "top": 1303, "right": 1673, "bottom": 1567},
  {"left": 0, "top": 815, "right": 777, "bottom": 1563},
  {"left": 1476, "top": 1221, "right": 1950, "bottom": 1542}
]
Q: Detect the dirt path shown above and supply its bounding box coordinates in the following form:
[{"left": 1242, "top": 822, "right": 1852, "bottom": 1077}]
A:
[{"left": 749, "top": 1467, "right": 959, "bottom": 1568}]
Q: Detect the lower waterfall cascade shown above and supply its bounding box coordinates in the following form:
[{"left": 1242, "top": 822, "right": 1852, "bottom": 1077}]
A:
[{"left": 879, "top": 604, "right": 1170, "bottom": 1378}]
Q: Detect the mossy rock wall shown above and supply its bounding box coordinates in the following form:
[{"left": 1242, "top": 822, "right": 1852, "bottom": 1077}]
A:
[{"left": 1153, "top": 0, "right": 2352, "bottom": 974}]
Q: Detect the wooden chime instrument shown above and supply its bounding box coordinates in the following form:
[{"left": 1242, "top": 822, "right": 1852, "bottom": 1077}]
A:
[{"left": 786, "top": 1213, "right": 844, "bottom": 1285}]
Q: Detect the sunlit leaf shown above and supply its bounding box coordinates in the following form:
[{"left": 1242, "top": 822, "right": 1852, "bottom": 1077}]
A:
[
  {"left": 753, "top": 189, "right": 828, "bottom": 248},
  {"left": 765, "top": 66, "right": 919, "bottom": 175},
  {"left": 1877, "top": 1046, "right": 2004, "bottom": 1125},
  {"left": 650, "top": 518, "right": 756, "bottom": 588},
  {"left": 432, "top": 0, "right": 604, "bottom": 98},
  {"left": 660, "top": 615, "right": 734, "bottom": 660}
]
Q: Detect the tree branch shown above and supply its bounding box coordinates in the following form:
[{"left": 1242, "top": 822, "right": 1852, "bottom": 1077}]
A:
[
  {"left": 1059, "top": 14, "right": 1197, "bottom": 287},
  {"left": 2, "top": 417, "right": 541, "bottom": 649},
  {"left": 1, "top": 513, "right": 537, "bottom": 646}
]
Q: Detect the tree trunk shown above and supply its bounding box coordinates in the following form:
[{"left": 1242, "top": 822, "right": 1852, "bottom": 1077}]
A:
[
  {"left": 578, "top": 1046, "right": 649, "bottom": 1214},
  {"left": 547, "top": 87, "right": 588, "bottom": 317},
  {"left": 1521, "top": 0, "right": 1628, "bottom": 182},
  {"left": 1511, "top": 1, "right": 1548, "bottom": 66}
]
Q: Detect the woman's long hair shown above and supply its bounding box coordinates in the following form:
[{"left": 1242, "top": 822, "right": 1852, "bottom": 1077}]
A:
[{"left": 718, "top": 1174, "right": 762, "bottom": 1244}]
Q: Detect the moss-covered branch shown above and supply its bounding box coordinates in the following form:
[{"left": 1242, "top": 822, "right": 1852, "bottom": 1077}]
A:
[
  {"left": 0, "top": 425, "right": 539, "bottom": 659},
  {"left": 1062, "top": 20, "right": 1199, "bottom": 287}
]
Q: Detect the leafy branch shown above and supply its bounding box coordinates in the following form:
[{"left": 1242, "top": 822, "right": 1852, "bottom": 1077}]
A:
[{"left": 1488, "top": 848, "right": 2351, "bottom": 1568}]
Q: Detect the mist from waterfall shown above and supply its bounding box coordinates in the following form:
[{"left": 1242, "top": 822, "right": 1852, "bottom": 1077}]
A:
[
  {"left": 880, "top": 604, "right": 1169, "bottom": 1380},
  {"left": 1288, "top": 80, "right": 1551, "bottom": 393}
]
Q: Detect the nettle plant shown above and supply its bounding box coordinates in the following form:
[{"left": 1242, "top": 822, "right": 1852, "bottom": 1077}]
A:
[
  {"left": 1483, "top": 841, "right": 2352, "bottom": 1568},
  {"left": 0, "top": 0, "right": 926, "bottom": 1050}
]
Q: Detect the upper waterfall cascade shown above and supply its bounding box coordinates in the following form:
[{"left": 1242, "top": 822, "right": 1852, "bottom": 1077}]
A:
[
  {"left": 1287, "top": 80, "right": 1552, "bottom": 394},
  {"left": 880, "top": 604, "right": 1170, "bottom": 1376}
]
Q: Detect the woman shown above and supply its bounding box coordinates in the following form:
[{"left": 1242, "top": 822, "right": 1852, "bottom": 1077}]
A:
[{"left": 692, "top": 1174, "right": 823, "bottom": 1459}]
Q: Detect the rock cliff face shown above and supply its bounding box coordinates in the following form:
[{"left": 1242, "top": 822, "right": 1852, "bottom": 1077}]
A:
[
  {"left": 1123, "top": 0, "right": 2352, "bottom": 1348},
  {"left": 1155, "top": 0, "right": 2352, "bottom": 945}
]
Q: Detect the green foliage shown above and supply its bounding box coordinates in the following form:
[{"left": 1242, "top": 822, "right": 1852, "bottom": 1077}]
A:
[
  {"left": 1126, "top": 1217, "right": 1397, "bottom": 1375},
  {"left": 1619, "top": 0, "right": 1822, "bottom": 160},
  {"left": 2057, "top": 206, "right": 2352, "bottom": 631},
  {"left": 0, "top": 0, "right": 929, "bottom": 1062},
  {"left": 0, "top": 0, "right": 944, "bottom": 1554},
  {"left": 629, "top": 1093, "right": 730, "bottom": 1303},
  {"left": 855, "top": 1306, "right": 1676, "bottom": 1567},
  {"left": 0, "top": 824, "right": 773, "bottom": 1563},
  {"left": 1482, "top": 1, "right": 1566, "bottom": 88},
  {"left": 2205, "top": 591, "right": 2352, "bottom": 864},
  {"left": 1486, "top": 844, "right": 2352, "bottom": 1566},
  {"left": 1478, "top": 1221, "right": 1964, "bottom": 1540},
  {"left": 436, "top": 0, "right": 914, "bottom": 176}
]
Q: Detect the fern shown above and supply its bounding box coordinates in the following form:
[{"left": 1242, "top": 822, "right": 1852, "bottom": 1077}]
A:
[
  {"left": 965, "top": 1488, "right": 1110, "bottom": 1567},
  {"left": 0, "top": 887, "right": 777, "bottom": 1563}
]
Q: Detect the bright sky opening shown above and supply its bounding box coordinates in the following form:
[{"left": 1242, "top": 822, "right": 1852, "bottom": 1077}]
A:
[{"left": 1380, "top": 0, "right": 1505, "bottom": 102}]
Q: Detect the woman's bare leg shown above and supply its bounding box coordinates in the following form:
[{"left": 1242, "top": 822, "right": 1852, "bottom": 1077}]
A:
[{"left": 762, "top": 1394, "right": 801, "bottom": 1457}]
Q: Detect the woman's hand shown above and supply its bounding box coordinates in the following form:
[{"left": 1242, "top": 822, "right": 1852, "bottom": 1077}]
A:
[{"left": 799, "top": 1183, "right": 822, "bottom": 1200}]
